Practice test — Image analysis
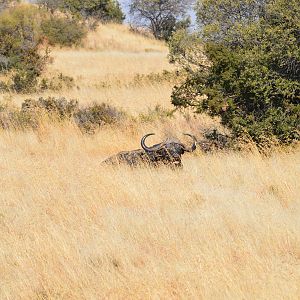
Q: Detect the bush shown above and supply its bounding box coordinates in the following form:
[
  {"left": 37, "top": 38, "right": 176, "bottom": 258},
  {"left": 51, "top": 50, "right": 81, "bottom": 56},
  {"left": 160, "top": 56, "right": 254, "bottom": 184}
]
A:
[
  {"left": 65, "top": 0, "right": 124, "bottom": 24},
  {"left": 75, "top": 103, "right": 124, "bottom": 133},
  {"left": 0, "top": 5, "right": 49, "bottom": 93},
  {"left": 198, "top": 128, "right": 233, "bottom": 152},
  {"left": 170, "top": 0, "right": 300, "bottom": 146},
  {"left": 39, "top": 73, "right": 75, "bottom": 91},
  {"left": 0, "top": 97, "right": 124, "bottom": 133},
  {"left": 0, "top": 101, "right": 39, "bottom": 130},
  {"left": 21, "top": 97, "right": 79, "bottom": 120},
  {"left": 38, "top": 0, "right": 124, "bottom": 24},
  {"left": 41, "top": 16, "right": 86, "bottom": 47}
]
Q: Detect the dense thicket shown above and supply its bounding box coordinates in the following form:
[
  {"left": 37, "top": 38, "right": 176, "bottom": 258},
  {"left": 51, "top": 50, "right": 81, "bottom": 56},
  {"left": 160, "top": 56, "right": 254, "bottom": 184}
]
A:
[
  {"left": 41, "top": 16, "right": 86, "bottom": 46},
  {"left": 170, "top": 0, "right": 300, "bottom": 145},
  {"left": 38, "top": 0, "right": 124, "bottom": 24},
  {"left": 0, "top": 5, "right": 48, "bottom": 92}
]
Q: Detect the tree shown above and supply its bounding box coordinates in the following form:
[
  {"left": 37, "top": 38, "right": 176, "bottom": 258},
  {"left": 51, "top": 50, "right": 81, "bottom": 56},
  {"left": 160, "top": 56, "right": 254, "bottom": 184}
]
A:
[
  {"left": 196, "top": 0, "right": 267, "bottom": 44},
  {"left": 37, "top": 0, "right": 124, "bottom": 24},
  {"left": 170, "top": 0, "right": 300, "bottom": 145},
  {"left": 129, "top": 0, "right": 192, "bottom": 40},
  {"left": 63, "top": 0, "right": 124, "bottom": 23},
  {"left": 41, "top": 16, "right": 87, "bottom": 46},
  {"left": 0, "top": 5, "right": 49, "bottom": 92}
]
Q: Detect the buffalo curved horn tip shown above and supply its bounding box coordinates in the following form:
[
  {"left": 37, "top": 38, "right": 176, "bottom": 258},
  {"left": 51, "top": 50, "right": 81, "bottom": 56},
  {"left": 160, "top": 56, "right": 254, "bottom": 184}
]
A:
[
  {"left": 141, "top": 133, "right": 155, "bottom": 152},
  {"left": 182, "top": 133, "right": 197, "bottom": 152}
]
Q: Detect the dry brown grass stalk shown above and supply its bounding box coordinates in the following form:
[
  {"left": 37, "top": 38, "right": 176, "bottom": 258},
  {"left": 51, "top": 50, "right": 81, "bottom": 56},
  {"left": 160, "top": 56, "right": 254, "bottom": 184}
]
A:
[
  {"left": 0, "top": 123, "right": 299, "bottom": 299},
  {"left": 0, "top": 23, "right": 300, "bottom": 300}
]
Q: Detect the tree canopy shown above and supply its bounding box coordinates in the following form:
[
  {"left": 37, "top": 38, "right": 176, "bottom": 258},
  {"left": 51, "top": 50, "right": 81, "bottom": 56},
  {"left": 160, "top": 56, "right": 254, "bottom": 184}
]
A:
[
  {"left": 170, "top": 0, "right": 300, "bottom": 145},
  {"left": 37, "top": 0, "right": 124, "bottom": 23},
  {"left": 129, "top": 0, "right": 192, "bottom": 40},
  {"left": 0, "top": 5, "right": 48, "bottom": 92}
]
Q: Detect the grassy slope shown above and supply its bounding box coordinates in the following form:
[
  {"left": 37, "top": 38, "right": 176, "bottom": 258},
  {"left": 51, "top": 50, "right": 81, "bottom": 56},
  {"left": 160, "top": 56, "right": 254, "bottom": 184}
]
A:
[
  {"left": 0, "top": 24, "right": 300, "bottom": 299},
  {"left": 2, "top": 24, "right": 174, "bottom": 115}
]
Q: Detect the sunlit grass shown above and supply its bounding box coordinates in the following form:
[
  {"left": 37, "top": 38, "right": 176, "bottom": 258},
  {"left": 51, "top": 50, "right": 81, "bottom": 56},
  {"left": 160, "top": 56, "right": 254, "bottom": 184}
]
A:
[
  {"left": 0, "top": 123, "right": 299, "bottom": 299},
  {"left": 0, "top": 23, "right": 300, "bottom": 299}
]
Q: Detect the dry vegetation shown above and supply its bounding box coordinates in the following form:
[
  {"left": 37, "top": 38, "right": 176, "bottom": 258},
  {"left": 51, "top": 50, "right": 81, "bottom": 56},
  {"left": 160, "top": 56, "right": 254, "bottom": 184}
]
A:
[
  {"left": 83, "top": 24, "right": 167, "bottom": 52},
  {"left": 1, "top": 24, "right": 175, "bottom": 115},
  {"left": 1, "top": 24, "right": 300, "bottom": 299}
]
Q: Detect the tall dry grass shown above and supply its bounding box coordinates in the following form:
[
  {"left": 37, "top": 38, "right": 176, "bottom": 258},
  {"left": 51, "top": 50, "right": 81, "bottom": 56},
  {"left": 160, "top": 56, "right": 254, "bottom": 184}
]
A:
[
  {"left": 1, "top": 23, "right": 300, "bottom": 299},
  {"left": 83, "top": 24, "right": 167, "bottom": 53},
  {"left": 0, "top": 122, "right": 299, "bottom": 299},
  {"left": 0, "top": 23, "right": 174, "bottom": 114},
  {"left": 47, "top": 50, "right": 173, "bottom": 85}
]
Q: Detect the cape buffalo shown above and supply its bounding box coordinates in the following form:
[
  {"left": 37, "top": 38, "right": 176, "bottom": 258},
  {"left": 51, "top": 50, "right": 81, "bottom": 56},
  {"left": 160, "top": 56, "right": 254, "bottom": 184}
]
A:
[{"left": 102, "top": 133, "right": 197, "bottom": 168}]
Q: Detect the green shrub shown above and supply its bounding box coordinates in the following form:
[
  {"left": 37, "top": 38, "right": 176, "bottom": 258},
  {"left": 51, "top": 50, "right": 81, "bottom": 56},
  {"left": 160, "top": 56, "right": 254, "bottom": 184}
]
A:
[
  {"left": 65, "top": 0, "right": 124, "bottom": 23},
  {"left": 198, "top": 128, "right": 233, "bottom": 152},
  {"left": 75, "top": 103, "right": 124, "bottom": 133},
  {"left": 0, "top": 5, "right": 49, "bottom": 93},
  {"left": 38, "top": 0, "right": 124, "bottom": 24},
  {"left": 170, "top": 0, "right": 300, "bottom": 146},
  {"left": 41, "top": 16, "right": 86, "bottom": 47}
]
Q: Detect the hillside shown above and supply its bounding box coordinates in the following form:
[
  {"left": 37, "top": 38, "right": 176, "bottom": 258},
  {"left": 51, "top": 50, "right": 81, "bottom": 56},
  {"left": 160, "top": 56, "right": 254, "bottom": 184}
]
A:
[
  {"left": 1, "top": 24, "right": 175, "bottom": 115},
  {"left": 0, "top": 23, "right": 300, "bottom": 299}
]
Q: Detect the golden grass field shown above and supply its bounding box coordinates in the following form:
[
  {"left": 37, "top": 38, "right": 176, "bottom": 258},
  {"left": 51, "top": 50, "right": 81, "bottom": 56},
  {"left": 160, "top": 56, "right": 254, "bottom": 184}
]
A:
[
  {"left": 1, "top": 24, "right": 300, "bottom": 299},
  {"left": 2, "top": 24, "right": 174, "bottom": 115}
]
